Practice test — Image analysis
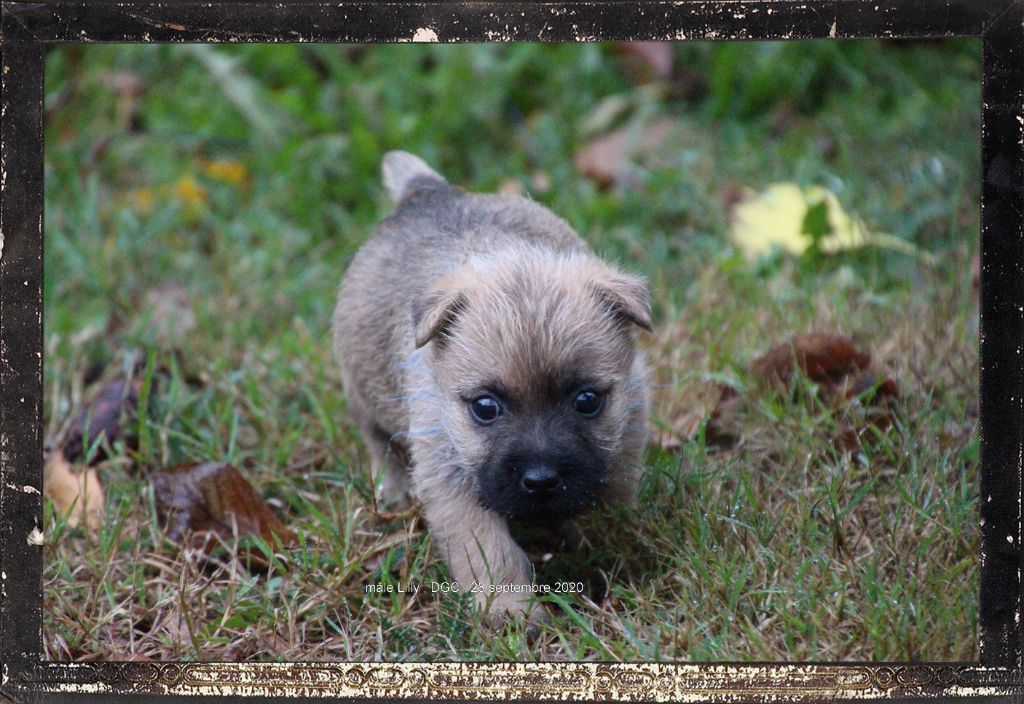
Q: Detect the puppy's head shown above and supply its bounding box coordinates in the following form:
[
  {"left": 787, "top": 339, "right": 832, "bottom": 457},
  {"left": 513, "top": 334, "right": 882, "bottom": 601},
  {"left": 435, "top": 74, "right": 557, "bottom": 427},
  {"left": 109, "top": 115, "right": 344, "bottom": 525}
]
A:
[{"left": 413, "top": 248, "right": 651, "bottom": 520}]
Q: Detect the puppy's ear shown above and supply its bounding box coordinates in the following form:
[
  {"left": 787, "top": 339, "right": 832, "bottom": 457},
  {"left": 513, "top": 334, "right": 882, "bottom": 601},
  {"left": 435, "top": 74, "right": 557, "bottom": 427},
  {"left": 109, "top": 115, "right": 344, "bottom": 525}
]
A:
[
  {"left": 413, "top": 286, "right": 467, "bottom": 348},
  {"left": 382, "top": 151, "right": 446, "bottom": 204},
  {"left": 591, "top": 271, "right": 653, "bottom": 332}
]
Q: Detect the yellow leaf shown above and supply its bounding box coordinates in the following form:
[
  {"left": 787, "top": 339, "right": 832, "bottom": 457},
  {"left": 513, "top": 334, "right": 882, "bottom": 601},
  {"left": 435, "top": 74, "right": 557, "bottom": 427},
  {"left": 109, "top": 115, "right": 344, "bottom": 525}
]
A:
[
  {"left": 201, "top": 159, "right": 248, "bottom": 186},
  {"left": 44, "top": 450, "right": 104, "bottom": 532},
  {"left": 170, "top": 175, "right": 208, "bottom": 211},
  {"left": 730, "top": 182, "right": 812, "bottom": 257},
  {"left": 125, "top": 186, "right": 154, "bottom": 214},
  {"left": 730, "top": 182, "right": 920, "bottom": 260}
]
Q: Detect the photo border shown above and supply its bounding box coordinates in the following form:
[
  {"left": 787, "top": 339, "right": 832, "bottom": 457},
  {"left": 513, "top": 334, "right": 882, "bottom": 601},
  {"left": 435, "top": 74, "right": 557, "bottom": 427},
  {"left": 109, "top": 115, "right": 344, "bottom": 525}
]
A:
[{"left": 1, "top": 0, "right": 1022, "bottom": 700}]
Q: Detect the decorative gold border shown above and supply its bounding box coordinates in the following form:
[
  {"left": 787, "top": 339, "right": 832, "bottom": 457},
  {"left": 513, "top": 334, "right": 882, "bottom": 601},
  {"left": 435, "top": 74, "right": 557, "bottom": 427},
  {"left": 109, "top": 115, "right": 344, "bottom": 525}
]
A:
[
  {"left": 3, "top": 1, "right": 1023, "bottom": 701},
  {"left": 12, "top": 662, "right": 1024, "bottom": 700}
]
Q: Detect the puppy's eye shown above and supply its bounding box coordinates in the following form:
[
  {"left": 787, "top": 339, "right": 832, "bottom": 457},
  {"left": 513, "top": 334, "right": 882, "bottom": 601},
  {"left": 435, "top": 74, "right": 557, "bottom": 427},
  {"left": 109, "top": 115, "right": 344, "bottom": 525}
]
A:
[
  {"left": 573, "top": 389, "right": 603, "bottom": 417},
  {"left": 469, "top": 395, "right": 503, "bottom": 425}
]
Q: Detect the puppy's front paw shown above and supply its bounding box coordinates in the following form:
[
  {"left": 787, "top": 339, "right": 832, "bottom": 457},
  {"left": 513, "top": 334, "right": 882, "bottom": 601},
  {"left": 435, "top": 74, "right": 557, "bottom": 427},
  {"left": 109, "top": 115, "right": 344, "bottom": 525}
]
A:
[
  {"left": 375, "top": 483, "right": 413, "bottom": 512},
  {"left": 375, "top": 465, "right": 414, "bottom": 511},
  {"left": 479, "top": 590, "right": 550, "bottom": 633}
]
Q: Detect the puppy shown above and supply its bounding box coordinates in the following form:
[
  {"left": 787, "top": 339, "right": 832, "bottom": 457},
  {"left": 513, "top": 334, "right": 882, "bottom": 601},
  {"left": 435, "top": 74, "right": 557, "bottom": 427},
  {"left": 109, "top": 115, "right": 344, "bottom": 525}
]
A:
[{"left": 333, "top": 151, "right": 651, "bottom": 620}]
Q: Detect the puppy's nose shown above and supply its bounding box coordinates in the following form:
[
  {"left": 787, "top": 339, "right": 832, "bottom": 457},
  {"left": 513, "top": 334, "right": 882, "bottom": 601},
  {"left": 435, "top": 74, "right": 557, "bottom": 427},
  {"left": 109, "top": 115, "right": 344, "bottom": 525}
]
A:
[{"left": 521, "top": 465, "right": 561, "bottom": 493}]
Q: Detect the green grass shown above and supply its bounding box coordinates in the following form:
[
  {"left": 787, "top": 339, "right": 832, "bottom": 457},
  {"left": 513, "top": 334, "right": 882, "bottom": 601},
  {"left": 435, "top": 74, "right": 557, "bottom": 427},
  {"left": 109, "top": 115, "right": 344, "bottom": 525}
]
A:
[{"left": 42, "top": 40, "right": 980, "bottom": 661}]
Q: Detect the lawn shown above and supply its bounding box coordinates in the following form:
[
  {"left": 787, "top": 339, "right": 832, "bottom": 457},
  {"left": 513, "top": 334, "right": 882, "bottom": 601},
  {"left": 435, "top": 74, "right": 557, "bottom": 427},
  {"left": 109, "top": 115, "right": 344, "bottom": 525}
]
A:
[{"left": 42, "top": 39, "right": 980, "bottom": 661}]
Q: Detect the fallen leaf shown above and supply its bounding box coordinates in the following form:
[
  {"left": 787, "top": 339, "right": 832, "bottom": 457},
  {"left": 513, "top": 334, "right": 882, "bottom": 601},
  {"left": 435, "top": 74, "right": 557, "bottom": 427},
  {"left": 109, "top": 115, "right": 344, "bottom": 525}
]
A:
[
  {"left": 61, "top": 370, "right": 143, "bottom": 464},
  {"left": 730, "top": 182, "right": 922, "bottom": 260},
  {"left": 170, "top": 175, "right": 208, "bottom": 212},
  {"left": 200, "top": 159, "right": 248, "bottom": 186},
  {"left": 616, "top": 42, "right": 673, "bottom": 81},
  {"left": 752, "top": 332, "right": 871, "bottom": 390},
  {"left": 153, "top": 461, "right": 297, "bottom": 559},
  {"left": 574, "top": 117, "right": 678, "bottom": 188},
  {"left": 752, "top": 333, "right": 899, "bottom": 452},
  {"left": 143, "top": 283, "right": 197, "bottom": 344},
  {"left": 44, "top": 449, "right": 104, "bottom": 531},
  {"left": 843, "top": 373, "right": 900, "bottom": 402}
]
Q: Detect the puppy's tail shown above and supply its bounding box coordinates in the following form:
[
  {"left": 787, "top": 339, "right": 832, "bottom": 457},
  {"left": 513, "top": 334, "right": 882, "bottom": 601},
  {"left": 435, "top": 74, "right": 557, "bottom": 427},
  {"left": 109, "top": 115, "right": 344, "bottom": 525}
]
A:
[{"left": 382, "top": 151, "right": 446, "bottom": 204}]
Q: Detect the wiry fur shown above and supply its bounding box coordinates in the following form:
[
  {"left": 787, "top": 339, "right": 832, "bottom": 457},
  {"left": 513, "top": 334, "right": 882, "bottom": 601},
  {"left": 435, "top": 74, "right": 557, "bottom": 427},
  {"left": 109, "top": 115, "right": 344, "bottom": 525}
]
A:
[{"left": 333, "top": 151, "right": 651, "bottom": 619}]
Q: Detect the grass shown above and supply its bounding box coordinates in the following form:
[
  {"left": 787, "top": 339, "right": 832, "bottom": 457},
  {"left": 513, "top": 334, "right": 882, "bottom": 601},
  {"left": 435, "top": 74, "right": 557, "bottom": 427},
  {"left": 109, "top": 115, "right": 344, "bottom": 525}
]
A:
[{"left": 42, "top": 39, "right": 980, "bottom": 661}]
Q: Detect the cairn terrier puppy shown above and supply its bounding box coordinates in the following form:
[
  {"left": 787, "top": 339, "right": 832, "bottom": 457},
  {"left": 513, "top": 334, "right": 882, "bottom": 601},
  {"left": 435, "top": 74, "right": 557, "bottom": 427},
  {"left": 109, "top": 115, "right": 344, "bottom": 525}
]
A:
[{"left": 333, "top": 151, "right": 651, "bottom": 620}]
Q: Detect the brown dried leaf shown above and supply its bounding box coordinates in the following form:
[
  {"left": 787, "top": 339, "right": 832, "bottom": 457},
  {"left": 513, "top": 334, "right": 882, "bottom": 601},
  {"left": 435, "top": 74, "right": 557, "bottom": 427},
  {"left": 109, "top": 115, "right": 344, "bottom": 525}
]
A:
[
  {"left": 843, "top": 373, "right": 900, "bottom": 403},
  {"left": 751, "top": 333, "right": 900, "bottom": 452},
  {"left": 834, "top": 373, "right": 901, "bottom": 452},
  {"left": 62, "top": 369, "right": 143, "bottom": 464},
  {"left": 574, "top": 118, "right": 677, "bottom": 188},
  {"left": 616, "top": 42, "right": 674, "bottom": 81},
  {"left": 719, "top": 181, "right": 746, "bottom": 219},
  {"left": 153, "top": 461, "right": 297, "bottom": 556},
  {"left": 752, "top": 332, "right": 871, "bottom": 390},
  {"left": 44, "top": 449, "right": 105, "bottom": 531}
]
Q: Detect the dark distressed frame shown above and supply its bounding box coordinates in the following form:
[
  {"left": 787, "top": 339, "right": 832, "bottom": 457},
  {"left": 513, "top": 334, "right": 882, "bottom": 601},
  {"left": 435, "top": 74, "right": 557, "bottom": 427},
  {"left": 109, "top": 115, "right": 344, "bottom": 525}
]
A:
[{"left": 1, "top": 0, "right": 1022, "bottom": 701}]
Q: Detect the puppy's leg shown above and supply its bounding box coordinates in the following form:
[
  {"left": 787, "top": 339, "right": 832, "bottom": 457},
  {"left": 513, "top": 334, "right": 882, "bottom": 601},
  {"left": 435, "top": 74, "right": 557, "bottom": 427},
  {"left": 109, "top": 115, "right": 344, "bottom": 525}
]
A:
[
  {"left": 604, "top": 360, "right": 649, "bottom": 508},
  {"left": 419, "top": 486, "right": 542, "bottom": 622},
  {"left": 363, "top": 424, "right": 412, "bottom": 507}
]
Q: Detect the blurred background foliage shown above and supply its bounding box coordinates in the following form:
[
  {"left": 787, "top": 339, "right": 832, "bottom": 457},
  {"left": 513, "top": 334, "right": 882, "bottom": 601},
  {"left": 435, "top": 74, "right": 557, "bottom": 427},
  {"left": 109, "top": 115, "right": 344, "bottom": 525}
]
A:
[{"left": 44, "top": 40, "right": 979, "bottom": 364}]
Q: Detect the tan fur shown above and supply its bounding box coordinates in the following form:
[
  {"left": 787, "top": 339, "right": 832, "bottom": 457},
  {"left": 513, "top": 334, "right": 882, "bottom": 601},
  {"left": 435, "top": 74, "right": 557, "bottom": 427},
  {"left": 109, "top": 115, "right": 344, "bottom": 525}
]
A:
[{"left": 333, "top": 152, "right": 651, "bottom": 620}]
